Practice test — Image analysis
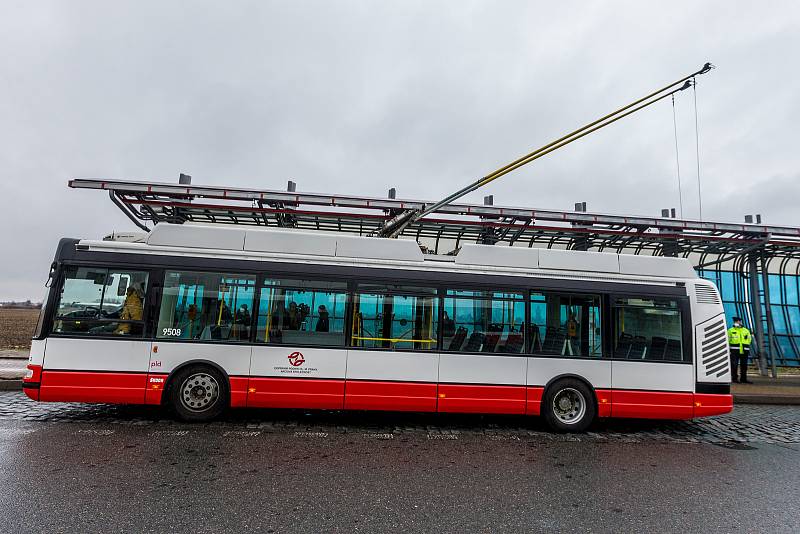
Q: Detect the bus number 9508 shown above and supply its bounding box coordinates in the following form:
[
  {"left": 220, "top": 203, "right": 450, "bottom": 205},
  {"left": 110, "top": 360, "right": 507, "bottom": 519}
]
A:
[{"left": 161, "top": 328, "right": 182, "bottom": 337}]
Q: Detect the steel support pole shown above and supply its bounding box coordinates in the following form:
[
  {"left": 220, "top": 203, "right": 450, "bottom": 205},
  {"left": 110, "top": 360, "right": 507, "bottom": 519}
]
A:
[
  {"left": 760, "top": 257, "right": 779, "bottom": 378},
  {"left": 748, "top": 256, "right": 769, "bottom": 376}
]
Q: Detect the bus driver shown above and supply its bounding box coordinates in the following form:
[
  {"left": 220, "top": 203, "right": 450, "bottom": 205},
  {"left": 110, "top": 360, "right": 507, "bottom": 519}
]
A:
[{"left": 115, "top": 287, "right": 143, "bottom": 335}]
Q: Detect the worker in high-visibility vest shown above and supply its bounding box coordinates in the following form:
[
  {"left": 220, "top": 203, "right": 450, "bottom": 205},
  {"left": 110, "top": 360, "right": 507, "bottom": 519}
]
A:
[{"left": 727, "top": 317, "right": 753, "bottom": 383}]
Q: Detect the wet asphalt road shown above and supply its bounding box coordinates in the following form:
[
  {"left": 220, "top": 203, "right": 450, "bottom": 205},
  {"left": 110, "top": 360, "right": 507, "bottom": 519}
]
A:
[{"left": 1, "top": 392, "right": 799, "bottom": 533}]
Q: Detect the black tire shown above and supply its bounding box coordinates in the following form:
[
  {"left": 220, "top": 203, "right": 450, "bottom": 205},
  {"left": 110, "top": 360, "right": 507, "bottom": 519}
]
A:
[
  {"left": 167, "top": 365, "right": 229, "bottom": 422},
  {"left": 542, "top": 378, "right": 596, "bottom": 433}
]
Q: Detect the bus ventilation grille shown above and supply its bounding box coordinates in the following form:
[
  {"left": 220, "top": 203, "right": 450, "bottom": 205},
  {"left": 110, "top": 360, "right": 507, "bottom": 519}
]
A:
[
  {"left": 695, "top": 285, "right": 722, "bottom": 305},
  {"left": 700, "top": 317, "right": 729, "bottom": 378}
]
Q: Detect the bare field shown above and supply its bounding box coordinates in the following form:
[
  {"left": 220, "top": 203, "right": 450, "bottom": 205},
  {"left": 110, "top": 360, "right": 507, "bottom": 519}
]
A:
[{"left": 0, "top": 308, "right": 38, "bottom": 349}]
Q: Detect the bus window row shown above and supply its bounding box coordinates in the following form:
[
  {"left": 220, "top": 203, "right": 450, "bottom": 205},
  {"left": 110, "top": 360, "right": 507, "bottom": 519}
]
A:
[{"left": 49, "top": 267, "right": 687, "bottom": 362}]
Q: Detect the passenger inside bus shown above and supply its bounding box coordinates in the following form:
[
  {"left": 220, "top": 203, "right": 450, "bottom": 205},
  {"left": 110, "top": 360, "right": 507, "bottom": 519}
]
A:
[
  {"left": 257, "top": 281, "right": 348, "bottom": 346},
  {"left": 154, "top": 271, "right": 256, "bottom": 342},
  {"left": 315, "top": 305, "right": 329, "bottom": 332},
  {"left": 528, "top": 294, "right": 602, "bottom": 357}
]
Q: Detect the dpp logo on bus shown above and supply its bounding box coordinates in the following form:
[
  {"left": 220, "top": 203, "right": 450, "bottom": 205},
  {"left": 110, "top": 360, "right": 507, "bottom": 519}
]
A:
[{"left": 288, "top": 351, "right": 305, "bottom": 367}]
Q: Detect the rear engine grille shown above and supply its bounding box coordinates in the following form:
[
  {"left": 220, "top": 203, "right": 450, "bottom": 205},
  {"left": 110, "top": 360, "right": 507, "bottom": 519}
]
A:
[{"left": 700, "top": 316, "right": 729, "bottom": 378}]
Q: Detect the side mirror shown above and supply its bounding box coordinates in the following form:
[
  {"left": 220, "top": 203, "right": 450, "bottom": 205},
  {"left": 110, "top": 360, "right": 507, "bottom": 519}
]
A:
[{"left": 117, "top": 277, "right": 129, "bottom": 296}]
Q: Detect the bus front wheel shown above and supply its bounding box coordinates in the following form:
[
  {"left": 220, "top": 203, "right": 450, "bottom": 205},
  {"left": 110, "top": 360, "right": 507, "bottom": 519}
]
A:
[
  {"left": 168, "top": 365, "right": 229, "bottom": 422},
  {"left": 542, "top": 378, "right": 596, "bottom": 432}
]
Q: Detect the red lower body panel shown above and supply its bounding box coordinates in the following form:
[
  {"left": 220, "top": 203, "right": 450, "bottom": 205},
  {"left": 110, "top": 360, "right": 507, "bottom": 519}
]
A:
[
  {"left": 436, "top": 384, "right": 525, "bottom": 414},
  {"left": 611, "top": 390, "right": 694, "bottom": 419},
  {"left": 694, "top": 393, "right": 733, "bottom": 417},
  {"left": 39, "top": 371, "right": 147, "bottom": 404},
  {"left": 144, "top": 373, "right": 168, "bottom": 405},
  {"left": 230, "top": 377, "right": 249, "bottom": 408},
  {"left": 526, "top": 387, "right": 544, "bottom": 415},
  {"left": 23, "top": 386, "right": 40, "bottom": 401},
  {"left": 345, "top": 380, "right": 436, "bottom": 412},
  {"left": 596, "top": 389, "right": 612, "bottom": 418},
  {"left": 29, "top": 368, "right": 733, "bottom": 422},
  {"left": 248, "top": 377, "right": 344, "bottom": 410}
]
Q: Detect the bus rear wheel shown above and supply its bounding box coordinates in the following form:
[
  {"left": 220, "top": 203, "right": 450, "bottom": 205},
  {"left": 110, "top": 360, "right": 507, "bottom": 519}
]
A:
[
  {"left": 542, "top": 378, "right": 596, "bottom": 432},
  {"left": 168, "top": 365, "right": 228, "bottom": 422}
]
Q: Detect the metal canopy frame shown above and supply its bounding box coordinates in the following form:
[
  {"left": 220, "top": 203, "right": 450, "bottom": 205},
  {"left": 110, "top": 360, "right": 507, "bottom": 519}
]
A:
[{"left": 70, "top": 178, "right": 800, "bottom": 260}]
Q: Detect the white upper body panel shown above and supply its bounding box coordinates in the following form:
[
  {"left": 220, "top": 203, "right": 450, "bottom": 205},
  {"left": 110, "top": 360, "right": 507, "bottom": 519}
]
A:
[
  {"left": 88, "top": 223, "right": 698, "bottom": 285},
  {"left": 439, "top": 353, "right": 527, "bottom": 386}
]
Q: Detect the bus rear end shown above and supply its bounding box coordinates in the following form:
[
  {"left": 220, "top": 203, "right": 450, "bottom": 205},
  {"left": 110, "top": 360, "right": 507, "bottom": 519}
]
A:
[{"left": 691, "top": 279, "right": 734, "bottom": 417}]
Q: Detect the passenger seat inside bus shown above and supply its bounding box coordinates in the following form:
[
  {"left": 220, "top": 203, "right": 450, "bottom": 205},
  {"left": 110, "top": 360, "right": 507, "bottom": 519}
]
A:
[
  {"left": 629, "top": 336, "right": 648, "bottom": 359},
  {"left": 665, "top": 339, "right": 682, "bottom": 361},
  {"left": 447, "top": 327, "right": 468, "bottom": 351},
  {"left": 617, "top": 332, "right": 651, "bottom": 359},
  {"left": 500, "top": 333, "right": 524, "bottom": 353},
  {"left": 649, "top": 336, "right": 668, "bottom": 360},
  {"left": 464, "top": 332, "right": 485, "bottom": 352},
  {"left": 482, "top": 333, "right": 501, "bottom": 352},
  {"left": 542, "top": 327, "right": 566, "bottom": 355}
]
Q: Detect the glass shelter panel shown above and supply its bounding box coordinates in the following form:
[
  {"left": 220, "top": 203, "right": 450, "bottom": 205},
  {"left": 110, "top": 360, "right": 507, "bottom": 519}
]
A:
[
  {"left": 613, "top": 297, "right": 684, "bottom": 361},
  {"left": 443, "top": 290, "right": 525, "bottom": 353},
  {"left": 529, "top": 293, "right": 602, "bottom": 357},
  {"left": 157, "top": 271, "right": 256, "bottom": 342},
  {"left": 256, "top": 279, "right": 348, "bottom": 346},
  {"left": 53, "top": 266, "right": 149, "bottom": 337},
  {"left": 698, "top": 268, "right": 800, "bottom": 366},
  {"left": 352, "top": 285, "right": 438, "bottom": 351}
]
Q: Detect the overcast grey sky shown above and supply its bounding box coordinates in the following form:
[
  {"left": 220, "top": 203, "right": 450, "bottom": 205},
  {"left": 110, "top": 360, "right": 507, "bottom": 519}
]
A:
[{"left": 1, "top": 1, "right": 799, "bottom": 300}]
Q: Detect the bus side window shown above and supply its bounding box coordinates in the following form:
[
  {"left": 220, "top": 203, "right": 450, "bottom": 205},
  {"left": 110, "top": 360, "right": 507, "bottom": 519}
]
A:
[
  {"left": 613, "top": 297, "right": 684, "bottom": 362},
  {"left": 443, "top": 290, "right": 525, "bottom": 354},
  {"left": 255, "top": 279, "right": 348, "bottom": 347},
  {"left": 529, "top": 293, "right": 602, "bottom": 358},
  {"left": 156, "top": 271, "right": 255, "bottom": 342},
  {"left": 351, "top": 285, "right": 438, "bottom": 351},
  {"left": 52, "top": 266, "right": 149, "bottom": 337}
]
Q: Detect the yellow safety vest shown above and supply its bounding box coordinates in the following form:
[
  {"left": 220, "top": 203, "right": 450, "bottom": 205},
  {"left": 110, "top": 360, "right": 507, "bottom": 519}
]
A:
[{"left": 727, "top": 326, "right": 752, "bottom": 355}]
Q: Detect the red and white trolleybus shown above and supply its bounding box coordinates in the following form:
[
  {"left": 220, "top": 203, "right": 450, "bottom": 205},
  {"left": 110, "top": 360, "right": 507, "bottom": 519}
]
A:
[{"left": 23, "top": 223, "right": 733, "bottom": 431}]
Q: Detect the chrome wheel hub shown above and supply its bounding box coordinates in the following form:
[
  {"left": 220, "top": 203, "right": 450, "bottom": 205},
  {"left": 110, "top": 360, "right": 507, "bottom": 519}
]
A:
[
  {"left": 552, "top": 388, "right": 586, "bottom": 425},
  {"left": 180, "top": 373, "right": 219, "bottom": 412}
]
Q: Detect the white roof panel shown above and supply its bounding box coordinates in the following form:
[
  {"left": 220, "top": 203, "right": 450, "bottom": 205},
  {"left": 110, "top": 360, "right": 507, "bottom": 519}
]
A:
[
  {"left": 538, "top": 249, "right": 621, "bottom": 274},
  {"left": 245, "top": 228, "right": 337, "bottom": 257},
  {"left": 334, "top": 234, "right": 423, "bottom": 262},
  {"left": 618, "top": 254, "right": 696, "bottom": 278},
  {"left": 146, "top": 223, "right": 246, "bottom": 250},
  {"left": 455, "top": 244, "right": 539, "bottom": 270}
]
